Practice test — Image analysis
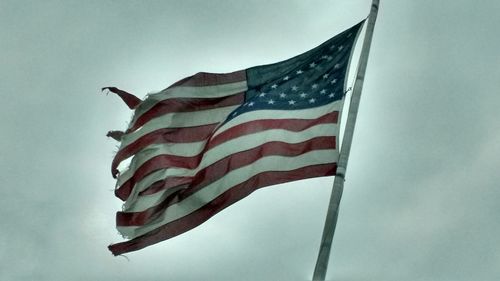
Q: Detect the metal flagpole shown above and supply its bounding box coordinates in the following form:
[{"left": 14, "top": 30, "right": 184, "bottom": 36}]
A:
[{"left": 312, "top": 0, "right": 379, "bottom": 280}]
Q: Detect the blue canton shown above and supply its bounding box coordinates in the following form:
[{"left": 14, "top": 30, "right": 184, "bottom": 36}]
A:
[{"left": 228, "top": 21, "right": 364, "bottom": 121}]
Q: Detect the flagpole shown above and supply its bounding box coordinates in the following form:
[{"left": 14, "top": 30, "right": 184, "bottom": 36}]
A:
[{"left": 312, "top": 0, "right": 379, "bottom": 280}]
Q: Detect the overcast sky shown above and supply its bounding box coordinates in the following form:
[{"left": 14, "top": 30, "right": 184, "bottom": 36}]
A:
[{"left": 2, "top": 0, "right": 500, "bottom": 280}]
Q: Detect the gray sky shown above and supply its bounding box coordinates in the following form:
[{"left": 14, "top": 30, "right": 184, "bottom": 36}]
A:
[{"left": 2, "top": 0, "right": 500, "bottom": 280}]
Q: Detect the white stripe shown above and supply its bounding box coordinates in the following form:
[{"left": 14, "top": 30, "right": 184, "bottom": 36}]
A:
[
  {"left": 212, "top": 99, "right": 343, "bottom": 138},
  {"left": 116, "top": 141, "right": 207, "bottom": 187},
  {"left": 118, "top": 149, "right": 338, "bottom": 239},
  {"left": 121, "top": 123, "right": 339, "bottom": 212},
  {"left": 119, "top": 105, "right": 238, "bottom": 150},
  {"left": 128, "top": 81, "right": 248, "bottom": 129},
  {"left": 153, "top": 81, "right": 248, "bottom": 100}
]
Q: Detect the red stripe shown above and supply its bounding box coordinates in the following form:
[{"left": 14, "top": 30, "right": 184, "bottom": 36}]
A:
[
  {"left": 111, "top": 123, "right": 217, "bottom": 178},
  {"left": 116, "top": 136, "right": 336, "bottom": 227},
  {"left": 208, "top": 111, "right": 338, "bottom": 150},
  {"left": 115, "top": 155, "right": 199, "bottom": 200},
  {"left": 129, "top": 93, "right": 244, "bottom": 132},
  {"left": 138, "top": 178, "right": 191, "bottom": 196},
  {"left": 116, "top": 176, "right": 190, "bottom": 202},
  {"left": 115, "top": 152, "right": 202, "bottom": 201},
  {"left": 102, "top": 87, "right": 142, "bottom": 109},
  {"left": 108, "top": 163, "right": 336, "bottom": 255},
  {"left": 115, "top": 113, "right": 337, "bottom": 200},
  {"left": 168, "top": 70, "right": 246, "bottom": 88}
]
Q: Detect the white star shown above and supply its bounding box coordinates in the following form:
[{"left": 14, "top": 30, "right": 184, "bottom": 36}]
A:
[
  {"left": 329, "top": 44, "right": 336, "bottom": 50},
  {"left": 300, "top": 92, "right": 308, "bottom": 98},
  {"left": 259, "top": 92, "right": 266, "bottom": 97},
  {"left": 309, "top": 62, "right": 317, "bottom": 68},
  {"left": 321, "top": 55, "right": 328, "bottom": 59},
  {"left": 296, "top": 70, "right": 303, "bottom": 75},
  {"left": 328, "top": 93, "right": 335, "bottom": 98},
  {"left": 283, "top": 76, "right": 290, "bottom": 81},
  {"left": 279, "top": 93, "right": 287, "bottom": 98},
  {"left": 288, "top": 100, "right": 296, "bottom": 105},
  {"left": 248, "top": 101, "right": 255, "bottom": 106},
  {"left": 267, "top": 99, "right": 275, "bottom": 105},
  {"left": 311, "top": 84, "right": 318, "bottom": 89},
  {"left": 320, "top": 89, "right": 327, "bottom": 94},
  {"left": 347, "top": 33, "right": 352, "bottom": 37},
  {"left": 330, "top": 79, "right": 337, "bottom": 84},
  {"left": 338, "top": 45, "right": 344, "bottom": 51},
  {"left": 309, "top": 98, "right": 316, "bottom": 103},
  {"left": 271, "top": 84, "right": 278, "bottom": 89},
  {"left": 232, "top": 111, "right": 238, "bottom": 116},
  {"left": 327, "top": 56, "right": 333, "bottom": 61},
  {"left": 323, "top": 73, "right": 329, "bottom": 79},
  {"left": 334, "top": 63, "right": 341, "bottom": 69},
  {"left": 291, "top": 85, "right": 298, "bottom": 91}
]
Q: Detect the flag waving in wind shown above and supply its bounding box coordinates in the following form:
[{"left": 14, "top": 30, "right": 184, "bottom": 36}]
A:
[{"left": 106, "top": 20, "right": 365, "bottom": 255}]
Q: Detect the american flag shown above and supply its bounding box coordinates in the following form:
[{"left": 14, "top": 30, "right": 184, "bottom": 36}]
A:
[{"left": 107, "top": 20, "right": 364, "bottom": 255}]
